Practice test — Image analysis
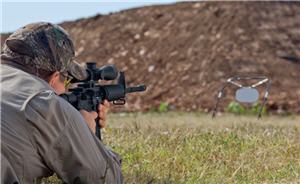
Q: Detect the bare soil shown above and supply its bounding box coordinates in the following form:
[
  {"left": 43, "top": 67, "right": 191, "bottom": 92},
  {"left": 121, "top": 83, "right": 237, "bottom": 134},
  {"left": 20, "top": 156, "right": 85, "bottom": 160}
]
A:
[{"left": 1, "top": 2, "right": 300, "bottom": 113}]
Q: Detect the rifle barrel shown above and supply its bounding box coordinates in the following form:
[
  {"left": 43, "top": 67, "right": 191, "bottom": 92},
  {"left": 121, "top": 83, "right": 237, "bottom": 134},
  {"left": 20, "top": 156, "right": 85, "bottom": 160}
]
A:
[{"left": 125, "top": 85, "right": 146, "bottom": 93}]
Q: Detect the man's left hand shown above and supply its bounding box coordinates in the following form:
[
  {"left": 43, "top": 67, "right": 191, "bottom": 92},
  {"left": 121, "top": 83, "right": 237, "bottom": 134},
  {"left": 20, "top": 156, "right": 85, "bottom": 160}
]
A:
[{"left": 98, "top": 100, "right": 110, "bottom": 128}]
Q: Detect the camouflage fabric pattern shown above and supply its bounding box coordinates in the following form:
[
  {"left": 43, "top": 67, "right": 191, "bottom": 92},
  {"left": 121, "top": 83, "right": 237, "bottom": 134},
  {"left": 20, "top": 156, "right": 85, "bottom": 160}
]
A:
[{"left": 1, "top": 22, "right": 87, "bottom": 80}]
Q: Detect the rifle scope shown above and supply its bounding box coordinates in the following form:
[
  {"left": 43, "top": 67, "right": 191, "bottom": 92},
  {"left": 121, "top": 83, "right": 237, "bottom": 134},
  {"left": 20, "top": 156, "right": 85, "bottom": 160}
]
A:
[{"left": 71, "top": 62, "right": 118, "bottom": 82}]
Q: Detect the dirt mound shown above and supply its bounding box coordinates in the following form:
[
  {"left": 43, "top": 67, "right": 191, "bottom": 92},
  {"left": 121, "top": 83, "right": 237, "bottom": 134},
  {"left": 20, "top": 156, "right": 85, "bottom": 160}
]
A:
[{"left": 2, "top": 2, "right": 300, "bottom": 113}]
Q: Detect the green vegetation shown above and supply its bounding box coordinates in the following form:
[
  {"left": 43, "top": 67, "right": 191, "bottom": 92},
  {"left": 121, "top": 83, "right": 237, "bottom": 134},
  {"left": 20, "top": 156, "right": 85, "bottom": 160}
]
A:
[
  {"left": 226, "top": 101, "right": 267, "bottom": 116},
  {"left": 44, "top": 112, "right": 300, "bottom": 183},
  {"left": 158, "top": 102, "right": 169, "bottom": 113}
]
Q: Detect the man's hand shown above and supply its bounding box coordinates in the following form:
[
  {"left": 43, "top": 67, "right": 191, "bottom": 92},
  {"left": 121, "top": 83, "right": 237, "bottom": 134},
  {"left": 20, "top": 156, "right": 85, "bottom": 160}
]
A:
[
  {"left": 80, "top": 100, "right": 110, "bottom": 134},
  {"left": 98, "top": 100, "right": 110, "bottom": 128}
]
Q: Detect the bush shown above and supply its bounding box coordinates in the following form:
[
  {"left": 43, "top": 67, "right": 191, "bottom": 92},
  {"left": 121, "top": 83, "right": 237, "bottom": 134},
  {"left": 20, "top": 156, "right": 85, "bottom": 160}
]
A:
[
  {"left": 226, "top": 101, "right": 246, "bottom": 115},
  {"left": 158, "top": 102, "right": 169, "bottom": 112},
  {"left": 226, "top": 101, "right": 267, "bottom": 115},
  {"left": 251, "top": 102, "right": 267, "bottom": 115}
]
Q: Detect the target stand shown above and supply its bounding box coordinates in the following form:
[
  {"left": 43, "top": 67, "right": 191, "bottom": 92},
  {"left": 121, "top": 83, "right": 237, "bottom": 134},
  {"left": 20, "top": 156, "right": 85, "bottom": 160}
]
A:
[{"left": 212, "top": 76, "right": 271, "bottom": 119}]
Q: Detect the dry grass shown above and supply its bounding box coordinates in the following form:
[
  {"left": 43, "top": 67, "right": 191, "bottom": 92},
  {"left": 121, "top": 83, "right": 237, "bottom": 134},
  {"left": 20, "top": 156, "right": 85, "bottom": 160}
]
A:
[{"left": 44, "top": 112, "right": 300, "bottom": 184}]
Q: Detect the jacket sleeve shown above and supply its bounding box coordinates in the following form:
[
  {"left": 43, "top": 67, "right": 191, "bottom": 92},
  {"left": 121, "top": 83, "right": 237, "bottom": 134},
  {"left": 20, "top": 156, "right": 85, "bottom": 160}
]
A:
[{"left": 24, "top": 90, "right": 123, "bottom": 184}]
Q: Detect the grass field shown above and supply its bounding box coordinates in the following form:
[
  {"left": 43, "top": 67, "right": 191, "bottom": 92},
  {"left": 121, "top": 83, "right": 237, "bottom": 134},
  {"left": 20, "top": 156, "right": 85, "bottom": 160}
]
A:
[{"left": 44, "top": 112, "right": 300, "bottom": 184}]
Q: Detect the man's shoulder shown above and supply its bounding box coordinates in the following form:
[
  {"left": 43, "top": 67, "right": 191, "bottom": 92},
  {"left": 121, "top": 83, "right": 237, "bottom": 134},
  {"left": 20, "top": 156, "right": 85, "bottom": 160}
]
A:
[
  {"left": 1, "top": 64, "right": 55, "bottom": 112},
  {"left": 24, "top": 90, "right": 83, "bottom": 130},
  {"left": 1, "top": 64, "right": 52, "bottom": 92},
  {"left": 27, "top": 90, "right": 77, "bottom": 113}
]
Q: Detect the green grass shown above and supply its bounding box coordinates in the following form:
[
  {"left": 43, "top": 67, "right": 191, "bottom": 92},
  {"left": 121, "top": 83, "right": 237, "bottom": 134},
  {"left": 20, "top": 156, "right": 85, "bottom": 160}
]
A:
[{"left": 44, "top": 112, "right": 300, "bottom": 184}]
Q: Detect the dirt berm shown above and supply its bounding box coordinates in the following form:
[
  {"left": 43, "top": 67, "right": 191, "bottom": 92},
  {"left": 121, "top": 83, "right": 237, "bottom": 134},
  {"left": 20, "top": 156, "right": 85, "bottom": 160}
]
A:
[{"left": 1, "top": 2, "right": 300, "bottom": 113}]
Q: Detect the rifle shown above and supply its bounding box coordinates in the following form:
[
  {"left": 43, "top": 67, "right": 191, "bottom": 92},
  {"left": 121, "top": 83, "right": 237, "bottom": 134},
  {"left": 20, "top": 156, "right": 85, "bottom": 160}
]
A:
[{"left": 60, "top": 62, "right": 146, "bottom": 140}]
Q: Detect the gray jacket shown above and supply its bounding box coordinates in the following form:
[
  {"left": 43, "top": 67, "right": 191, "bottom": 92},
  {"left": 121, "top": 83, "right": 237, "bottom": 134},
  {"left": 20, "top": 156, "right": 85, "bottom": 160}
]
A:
[{"left": 1, "top": 64, "right": 123, "bottom": 184}]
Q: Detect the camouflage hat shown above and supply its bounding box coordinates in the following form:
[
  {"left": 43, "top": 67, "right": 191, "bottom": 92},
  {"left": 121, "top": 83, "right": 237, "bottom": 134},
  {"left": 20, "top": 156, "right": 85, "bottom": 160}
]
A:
[{"left": 1, "top": 22, "right": 87, "bottom": 80}]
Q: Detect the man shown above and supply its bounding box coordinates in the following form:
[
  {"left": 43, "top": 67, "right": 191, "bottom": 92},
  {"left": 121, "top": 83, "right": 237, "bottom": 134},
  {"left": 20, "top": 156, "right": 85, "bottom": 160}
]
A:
[{"left": 1, "top": 22, "right": 123, "bottom": 183}]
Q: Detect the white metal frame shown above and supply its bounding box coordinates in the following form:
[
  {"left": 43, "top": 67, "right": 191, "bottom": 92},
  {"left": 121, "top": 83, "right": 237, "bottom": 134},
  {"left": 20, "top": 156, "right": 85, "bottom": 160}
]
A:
[{"left": 212, "top": 76, "right": 271, "bottom": 119}]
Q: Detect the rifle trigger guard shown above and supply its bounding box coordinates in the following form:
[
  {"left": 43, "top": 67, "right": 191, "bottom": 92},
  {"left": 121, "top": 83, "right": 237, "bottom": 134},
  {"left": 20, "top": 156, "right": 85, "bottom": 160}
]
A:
[{"left": 113, "top": 98, "right": 126, "bottom": 105}]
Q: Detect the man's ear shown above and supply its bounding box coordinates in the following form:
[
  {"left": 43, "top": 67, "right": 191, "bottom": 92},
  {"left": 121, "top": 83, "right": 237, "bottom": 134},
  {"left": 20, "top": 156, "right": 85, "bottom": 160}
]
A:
[{"left": 48, "top": 71, "right": 60, "bottom": 87}]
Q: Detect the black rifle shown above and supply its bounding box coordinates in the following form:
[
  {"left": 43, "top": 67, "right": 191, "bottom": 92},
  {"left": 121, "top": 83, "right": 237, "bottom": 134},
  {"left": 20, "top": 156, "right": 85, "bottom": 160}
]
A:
[{"left": 60, "top": 62, "right": 146, "bottom": 140}]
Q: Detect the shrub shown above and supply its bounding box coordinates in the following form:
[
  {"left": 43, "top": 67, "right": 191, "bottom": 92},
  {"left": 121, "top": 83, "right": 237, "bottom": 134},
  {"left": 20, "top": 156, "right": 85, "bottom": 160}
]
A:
[
  {"left": 226, "top": 101, "right": 267, "bottom": 115},
  {"left": 158, "top": 102, "right": 169, "bottom": 112},
  {"left": 226, "top": 101, "right": 246, "bottom": 114}
]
